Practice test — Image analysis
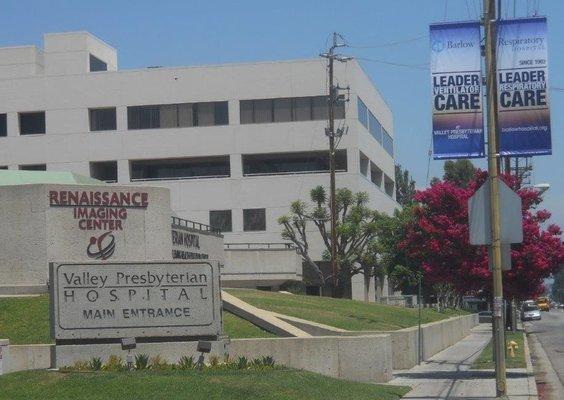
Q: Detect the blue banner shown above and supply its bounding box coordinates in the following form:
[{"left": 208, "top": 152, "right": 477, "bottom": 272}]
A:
[
  {"left": 430, "top": 21, "right": 485, "bottom": 159},
  {"left": 497, "top": 17, "right": 551, "bottom": 156}
]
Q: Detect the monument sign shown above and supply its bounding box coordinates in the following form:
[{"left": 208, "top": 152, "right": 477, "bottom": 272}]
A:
[{"left": 49, "top": 261, "right": 222, "bottom": 340}]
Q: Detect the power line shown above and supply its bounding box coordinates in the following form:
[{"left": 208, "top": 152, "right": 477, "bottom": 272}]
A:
[
  {"left": 355, "top": 57, "right": 429, "bottom": 71},
  {"left": 346, "top": 35, "right": 425, "bottom": 49}
]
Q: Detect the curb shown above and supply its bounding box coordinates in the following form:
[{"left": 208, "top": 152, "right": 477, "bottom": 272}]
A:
[{"left": 522, "top": 331, "right": 539, "bottom": 399}]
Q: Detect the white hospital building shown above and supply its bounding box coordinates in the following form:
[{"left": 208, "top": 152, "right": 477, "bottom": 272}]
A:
[{"left": 0, "top": 32, "right": 399, "bottom": 297}]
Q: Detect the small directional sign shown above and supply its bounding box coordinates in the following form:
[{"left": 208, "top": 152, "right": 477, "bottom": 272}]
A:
[{"left": 468, "top": 178, "right": 523, "bottom": 246}]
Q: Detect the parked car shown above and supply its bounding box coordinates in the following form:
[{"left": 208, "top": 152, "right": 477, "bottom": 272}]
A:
[
  {"left": 521, "top": 303, "right": 541, "bottom": 321},
  {"left": 478, "top": 310, "right": 492, "bottom": 323},
  {"left": 536, "top": 297, "right": 550, "bottom": 312}
]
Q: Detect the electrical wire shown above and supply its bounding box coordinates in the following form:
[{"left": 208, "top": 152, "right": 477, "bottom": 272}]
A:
[
  {"left": 354, "top": 57, "right": 429, "bottom": 71},
  {"left": 346, "top": 35, "right": 425, "bottom": 49}
]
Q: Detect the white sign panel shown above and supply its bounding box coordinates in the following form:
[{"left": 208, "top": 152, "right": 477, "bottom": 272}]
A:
[{"left": 49, "top": 261, "right": 222, "bottom": 340}]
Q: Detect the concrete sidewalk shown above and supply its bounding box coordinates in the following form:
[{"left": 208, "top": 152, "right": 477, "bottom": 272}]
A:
[{"left": 389, "top": 324, "right": 537, "bottom": 399}]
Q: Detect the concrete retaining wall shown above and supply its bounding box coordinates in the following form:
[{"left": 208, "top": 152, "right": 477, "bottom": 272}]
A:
[
  {"left": 228, "top": 335, "right": 393, "bottom": 383},
  {"left": 0, "top": 314, "right": 477, "bottom": 381},
  {"left": 2, "top": 344, "right": 53, "bottom": 373}
]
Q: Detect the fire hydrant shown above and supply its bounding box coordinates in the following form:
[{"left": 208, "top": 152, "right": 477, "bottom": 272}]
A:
[{"left": 507, "top": 340, "right": 519, "bottom": 358}]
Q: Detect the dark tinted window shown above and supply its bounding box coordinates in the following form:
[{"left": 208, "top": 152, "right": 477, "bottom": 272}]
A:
[
  {"left": 383, "top": 129, "right": 394, "bottom": 156},
  {"left": 240, "top": 96, "right": 344, "bottom": 124},
  {"left": 90, "top": 54, "right": 107, "bottom": 72},
  {"left": 19, "top": 164, "right": 46, "bottom": 171},
  {"left": 243, "top": 150, "right": 347, "bottom": 176},
  {"left": 128, "top": 102, "right": 228, "bottom": 129},
  {"left": 0, "top": 166, "right": 8, "bottom": 169},
  {"left": 90, "top": 161, "right": 118, "bottom": 183},
  {"left": 19, "top": 112, "right": 45, "bottom": 135},
  {"left": 243, "top": 208, "right": 266, "bottom": 231},
  {"left": 130, "top": 156, "right": 230, "bottom": 181},
  {"left": 209, "top": 210, "right": 232, "bottom": 232},
  {"left": 0, "top": 114, "right": 6, "bottom": 137},
  {"left": 90, "top": 108, "right": 117, "bottom": 131}
]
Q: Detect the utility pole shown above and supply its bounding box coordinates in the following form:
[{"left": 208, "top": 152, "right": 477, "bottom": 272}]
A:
[
  {"left": 321, "top": 33, "right": 350, "bottom": 296},
  {"left": 483, "top": 0, "right": 507, "bottom": 397}
]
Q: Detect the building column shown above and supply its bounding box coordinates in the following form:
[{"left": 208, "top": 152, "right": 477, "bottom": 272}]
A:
[
  {"left": 7, "top": 113, "right": 18, "bottom": 137},
  {"left": 116, "top": 106, "right": 127, "bottom": 131},
  {"left": 117, "top": 159, "right": 130, "bottom": 183},
  {"left": 230, "top": 154, "right": 242, "bottom": 178},
  {"left": 228, "top": 99, "right": 239, "bottom": 126}
]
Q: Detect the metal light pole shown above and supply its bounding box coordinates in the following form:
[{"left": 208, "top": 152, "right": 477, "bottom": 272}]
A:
[{"left": 483, "top": 0, "right": 507, "bottom": 396}]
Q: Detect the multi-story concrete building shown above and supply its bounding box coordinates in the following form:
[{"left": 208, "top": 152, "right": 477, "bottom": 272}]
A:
[{"left": 0, "top": 32, "right": 398, "bottom": 296}]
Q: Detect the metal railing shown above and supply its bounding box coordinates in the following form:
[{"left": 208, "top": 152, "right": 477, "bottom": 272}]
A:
[
  {"left": 224, "top": 242, "right": 296, "bottom": 250},
  {"left": 171, "top": 216, "right": 222, "bottom": 235}
]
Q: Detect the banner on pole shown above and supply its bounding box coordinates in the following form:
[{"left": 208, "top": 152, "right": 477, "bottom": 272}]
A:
[
  {"left": 497, "top": 17, "right": 551, "bottom": 156},
  {"left": 430, "top": 21, "right": 484, "bottom": 159}
]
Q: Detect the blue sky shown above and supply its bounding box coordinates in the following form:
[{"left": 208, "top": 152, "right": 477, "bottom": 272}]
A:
[{"left": 1, "top": 0, "right": 562, "bottom": 228}]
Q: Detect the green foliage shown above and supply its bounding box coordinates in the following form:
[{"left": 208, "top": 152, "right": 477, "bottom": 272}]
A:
[
  {"left": 278, "top": 185, "right": 382, "bottom": 295},
  {"left": 89, "top": 357, "right": 102, "bottom": 371},
  {"left": 71, "top": 361, "right": 90, "bottom": 371},
  {"left": 235, "top": 356, "right": 249, "bottom": 370},
  {"left": 208, "top": 355, "right": 220, "bottom": 367},
  {"left": 102, "top": 355, "right": 125, "bottom": 372},
  {"left": 395, "top": 164, "right": 416, "bottom": 206},
  {"left": 177, "top": 355, "right": 195, "bottom": 370},
  {"left": 149, "top": 355, "right": 172, "bottom": 370},
  {"left": 227, "top": 289, "right": 467, "bottom": 332},
  {"left": 443, "top": 159, "right": 476, "bottom": 187},
  {"left": 134, "top": 354, "right": 149, "bottom": 370},
  {"left": 0, "top": 369, "right": 410, "bottom": 400}
]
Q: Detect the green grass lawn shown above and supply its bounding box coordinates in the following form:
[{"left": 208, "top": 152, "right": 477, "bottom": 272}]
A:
[
  {"left": 0, "top": 369, "right": 409, "bottom": 400},
  {"left": 472, "top": 331, "right": 526, "bottom": 369},
  {"left": 227, "top": 289, "right": 468, "bottom": 331},
  {"left": 0, "top": 295, "right": 273, "bottom": 344}
]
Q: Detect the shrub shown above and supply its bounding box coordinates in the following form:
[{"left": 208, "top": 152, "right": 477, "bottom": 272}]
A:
[
  {"left": 208, "top": 354, "right": 220, "bottom": 367},
  {"left": 89, "top": 357, "right": 103, "bottom": 371},
  {"left": 149, "top": 355, "right": 172, "bottom": 370},
  {"left": 102, "top": 355, "right": 125, "bottom": 372},
  {"left": 236, "top": 356, "right": 248, "bottom": 370},
  {"left": 178, "top": 355, "right": 195, "bottom": 370},
  {"left": 72, "top": 360, "right": 91, "bottom": 371},
  {"left": 135, "top": 354, "right": 150, "bottom": 370}
]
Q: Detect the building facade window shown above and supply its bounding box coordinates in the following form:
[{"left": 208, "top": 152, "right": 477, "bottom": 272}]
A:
[
  {"left": 370, "top": 162, "right": 383, "bottom": 187},
  {"left": 0, "top": 166, "right": 8, "bottom": 169},
  {"left": 89, "top": 108, "right": 117, "bottom": 131},
  {"left": 384, "top": 174, "right": 395, "bottom": 197},
  {"left": 383, "top": 129, "right": 394, "bottom": 156},
  {"left": 19, "top": 164, "right": 46, "bottom": 171},
  {"left": 0, "top": 114, "right": 7, "bottom": 137},
  {"left": 90, "top": 54, "right": 107, "bottom": 72},
  {"left": 130, "top": 156, "right": 230, "bottom": 181},
  {"left": 357, "top": 98, "right": 368, "bottom": 129},
  {"left": 359, "top": 151, "right": 369, "bottom": 177},
  {"left": 209, "top": 210, "right": 232, "bottom": 232},
  {"left": 240, "top": 96, "right": 344, "bottom": 124},
  {"left": 90, "top": 161, "right": 118, "bottom": 183},
  {"left": 19, "top": 112, "right": 45, "bottom": 135},
  {"left": 242, "top": 150, "right": 347, "bottom": 176},
  {"left": 127, "top": 102, "right": 228, "bottom": 130},
  {"left": 243, "top": 208, "right": 266, "bottom": 231},
  {"left": 368, "top": 111, "right": 382, "bottom": 144}
]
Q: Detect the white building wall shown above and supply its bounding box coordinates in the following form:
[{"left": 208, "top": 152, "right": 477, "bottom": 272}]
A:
[{"left": 0, "top": 32, "right": 399, "bottom": 264}]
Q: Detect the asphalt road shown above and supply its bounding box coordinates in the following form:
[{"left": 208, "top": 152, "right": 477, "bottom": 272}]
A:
[{"left": 525, "top": 309, "right": 564, "bottom": 385}]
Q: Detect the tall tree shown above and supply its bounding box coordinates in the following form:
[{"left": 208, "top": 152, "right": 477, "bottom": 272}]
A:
[
  {"left": 443, "top": 159, "right": 476, "bottom": 187},
  {"left": 278, "top": 186, "right": 380, "bottom": 297},
  {"left": 401, "top": 171, "right": 564, "bottom": 303},
  {"left": 395, "top": 164, "right": 416, "bottom": 206}
]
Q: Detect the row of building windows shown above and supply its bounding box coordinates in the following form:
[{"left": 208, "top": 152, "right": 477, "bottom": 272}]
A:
[
  {"left": 240, "top": 96, "right": 344, "bottom": 124},
  {"left": 359, "top": 150, "right": 394, "bottom": 197},
  {"left": 209, "top": 208, "right": 266, "bottom": 232},
  {"left": 0, "top": 95, "right": 342, "bottom": 137},
  {"left": 357, "top": 97, "right": 394, "bottom": 157}
]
